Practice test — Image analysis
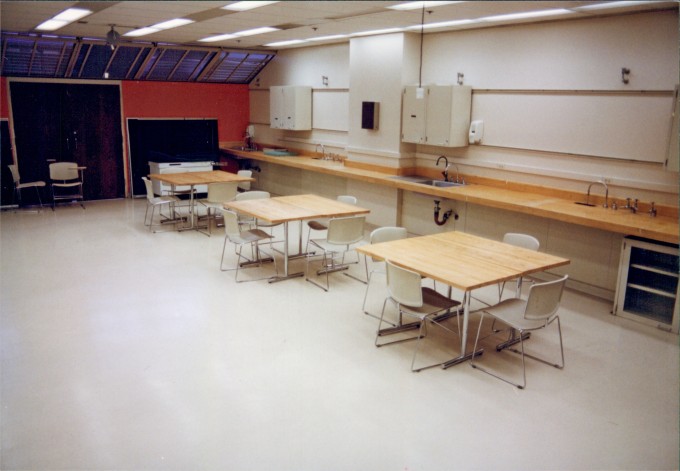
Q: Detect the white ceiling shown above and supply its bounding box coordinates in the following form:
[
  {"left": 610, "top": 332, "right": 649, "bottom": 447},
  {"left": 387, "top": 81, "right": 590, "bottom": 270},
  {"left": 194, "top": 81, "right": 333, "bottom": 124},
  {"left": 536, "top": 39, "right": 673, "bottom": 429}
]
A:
[{"left": 1, "top": 1, "right": 677, "bottom": 51}]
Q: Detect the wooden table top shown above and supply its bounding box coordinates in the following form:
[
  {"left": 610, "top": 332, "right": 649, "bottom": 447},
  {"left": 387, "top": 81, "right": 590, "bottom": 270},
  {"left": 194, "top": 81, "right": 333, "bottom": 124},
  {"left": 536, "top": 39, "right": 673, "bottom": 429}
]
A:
[
  {"left": 148, "top": 170, "right": 254, "bottom": 186},
  {"left": 356, "top": 230, "right": 570, "bottom": 291},
  {"left": 225, "top": 193, "right": 370, "bottom": 224}
]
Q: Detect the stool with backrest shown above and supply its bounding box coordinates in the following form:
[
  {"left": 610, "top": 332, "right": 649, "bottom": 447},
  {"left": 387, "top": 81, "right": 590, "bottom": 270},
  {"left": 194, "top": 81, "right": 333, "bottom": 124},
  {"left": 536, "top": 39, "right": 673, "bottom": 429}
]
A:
[
  {"left": 237, "top": 170, "right": 253, "bottom": 192},
  {"left": 49, "top": 162, "right": 84, "bottom": 210},
  {"left": 199, "top": 181, "right": 238, "bottom": 234},
  {"left": 142, "top": 177, "right": 179, "bottom": 232},
  {"left": 305, "top": 195, "right": 357, "bottom": 253},
  {"left": 8, "top": 164, "right": 45, "bottom": 209},
  {"left": 376, "top": 260, "right": 462, "bottom": 372},
  {"left": 470, "top": 275, "right": 568, "bottom": 389},
  {"left": 220, "top": 209, "right": 278, "bottom": 282},
  {"left": 361, "top": 226, "right": 408, "bottom": 320},
  {"left": 305, "top": 215, "right": 365, "bottom": 291}
]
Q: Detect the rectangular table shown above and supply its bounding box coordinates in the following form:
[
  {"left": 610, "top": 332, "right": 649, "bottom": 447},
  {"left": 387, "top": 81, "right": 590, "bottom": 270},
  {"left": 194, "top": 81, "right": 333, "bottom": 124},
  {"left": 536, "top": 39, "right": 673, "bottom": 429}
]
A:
[
  {"left": 149, "top": 170, "right": 254, "bottom": 232},
  {"left": 356, "top": 231, "right": 570, "bottom": 367},
  {"left": 225, "top": 194, "right": 370, "bottom": 282}
]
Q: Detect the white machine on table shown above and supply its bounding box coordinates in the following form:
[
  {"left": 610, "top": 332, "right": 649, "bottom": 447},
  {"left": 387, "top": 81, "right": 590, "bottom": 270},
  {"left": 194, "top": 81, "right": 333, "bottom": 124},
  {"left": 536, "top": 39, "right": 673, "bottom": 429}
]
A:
[{"left": 148, "top": 161, "right": 213, "bottom": 196}]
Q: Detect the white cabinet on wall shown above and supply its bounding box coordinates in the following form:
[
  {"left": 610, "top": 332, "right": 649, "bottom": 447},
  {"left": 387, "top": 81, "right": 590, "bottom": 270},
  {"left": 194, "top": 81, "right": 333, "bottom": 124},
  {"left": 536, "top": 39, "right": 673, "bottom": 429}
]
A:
[
  {"left": 401, "top": 85, "right": 471, "bottom": 147},
  {"left": 270, "top": 86, "right": 312, "bottom": 130}
]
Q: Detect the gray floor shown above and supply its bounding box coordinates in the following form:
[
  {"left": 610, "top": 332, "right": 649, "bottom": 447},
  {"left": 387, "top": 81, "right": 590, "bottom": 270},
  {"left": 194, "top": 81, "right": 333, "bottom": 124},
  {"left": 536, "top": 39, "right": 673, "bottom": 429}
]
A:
[{"left": 1, "top": 199, "right": 678, "bottom": 471}]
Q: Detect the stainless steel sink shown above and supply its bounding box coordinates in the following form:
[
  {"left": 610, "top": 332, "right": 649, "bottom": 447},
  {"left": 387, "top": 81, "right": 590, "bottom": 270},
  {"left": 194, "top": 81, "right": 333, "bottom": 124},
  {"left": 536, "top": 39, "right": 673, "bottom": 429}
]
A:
[
  {"left": 424, "top": 180, "right": 466, "bottom": 187},
  {"left": 388, "top": 175, "right": 467, "bottom": 187}
]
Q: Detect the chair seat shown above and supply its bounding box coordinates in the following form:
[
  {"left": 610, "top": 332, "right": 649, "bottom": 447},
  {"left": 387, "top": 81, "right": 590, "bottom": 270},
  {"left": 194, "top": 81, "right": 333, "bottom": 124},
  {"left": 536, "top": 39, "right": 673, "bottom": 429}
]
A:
[
  {"left": 150, "top": 195, "right": 179, "bottom": 206},
  {"left": 481, "top": 298, "right": 550, "bottom": 331},
  {"left": 52, "top": 182, "right": 82, "bottom": 188},
  {"left": 233, "top": 228, "right": 272, "bottom": 245},
  {"left": 307, "top": 220, "right": 328, "bottom": 231},
  {"left": 400, "top": 287, "right": 461, "bottom": 320},
  {"left": 16, "top": 181, "right": 46, "bottom": 189}
]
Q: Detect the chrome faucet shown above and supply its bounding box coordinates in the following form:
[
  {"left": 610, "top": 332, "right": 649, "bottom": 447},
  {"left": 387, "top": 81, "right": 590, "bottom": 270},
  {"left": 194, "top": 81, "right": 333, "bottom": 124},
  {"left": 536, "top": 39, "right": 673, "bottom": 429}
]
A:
[
  {"left": 315, "top": 143, "right": 326, "bottom": 160},
  {"left": 437, "top": 155, "right": 457, "bottom": 182},
  {"left": 587, "top": 180, "right": 609, "bottom": 208}
]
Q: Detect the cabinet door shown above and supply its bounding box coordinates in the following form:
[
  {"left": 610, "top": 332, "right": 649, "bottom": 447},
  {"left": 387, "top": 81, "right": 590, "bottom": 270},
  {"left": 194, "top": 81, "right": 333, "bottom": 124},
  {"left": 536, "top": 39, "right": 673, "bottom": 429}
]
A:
[
  {"left": 425, "top": 85, "right": 453, "bottom": 146},
  {"left": 269, "top": 86, "right": 284, "bottom": 129},
  {"left": 401, "top": 86, "right": 426, "bottom": 143},
  {"left": 284, "top": 86, "right": 311, "bottom": 130}
]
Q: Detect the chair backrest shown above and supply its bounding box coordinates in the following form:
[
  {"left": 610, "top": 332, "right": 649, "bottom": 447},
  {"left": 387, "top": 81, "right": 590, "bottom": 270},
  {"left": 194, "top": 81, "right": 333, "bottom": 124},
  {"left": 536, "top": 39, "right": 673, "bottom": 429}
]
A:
[
  {"left": 524, "top": 275, "right": 568, "bottom": 321},
  {"left": 221, "top": 209, "right": 242, "bottom": 238},
  {"left": 369, "top": 226, "right": 408, "bottom": 261},
  {"left": 327, "top": 215, "right": 365, "bottom": 245},
  {"left": 337, "top": 195, "right": 357, "bottom": 205},
  {"left": 141, "top": 177, "right": 155, "bottom": 201},
  {"left": 386, "top": 260, "right": 423, "bottom": 308},
  {"left": 233, "top": 190, "right": 270, "bottom": 201},
  {"left": 503, "top": 233, "right": 540, "bottom": 251},
  {"left": 237, "top": 170, "right": 252, "bottom": 191},
  {"left": 207, "top": 182, "right": 238, "bottom": 203},
  {"left": 7, "top": 164, "right": 20, "bottom": 184},
  {"left": 49, "top": 162, "right": 78, "bottom": 181}
]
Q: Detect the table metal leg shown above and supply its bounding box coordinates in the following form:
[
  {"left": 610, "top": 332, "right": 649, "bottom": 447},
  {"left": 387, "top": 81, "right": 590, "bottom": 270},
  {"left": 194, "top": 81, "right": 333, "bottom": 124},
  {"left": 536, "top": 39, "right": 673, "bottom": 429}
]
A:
[
  {"left": 269, "top": 221, "right": 304, "bottom": 283},
  {"left": 442, "top": 290, "right": 484, "bottom": 368}
]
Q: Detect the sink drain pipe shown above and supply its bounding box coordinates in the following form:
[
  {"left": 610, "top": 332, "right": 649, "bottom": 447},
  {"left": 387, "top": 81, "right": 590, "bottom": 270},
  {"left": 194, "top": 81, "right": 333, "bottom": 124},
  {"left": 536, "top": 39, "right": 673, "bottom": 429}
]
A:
[{"left": 434, "top": 200, "right": 458, "bottom": 226}]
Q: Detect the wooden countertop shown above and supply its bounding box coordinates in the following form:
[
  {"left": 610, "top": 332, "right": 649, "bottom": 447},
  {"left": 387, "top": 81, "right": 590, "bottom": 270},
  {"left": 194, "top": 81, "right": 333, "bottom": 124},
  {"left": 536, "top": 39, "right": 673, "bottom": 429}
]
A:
[{"left": 222, "top": 147, "right": 679, "bottom": 244}]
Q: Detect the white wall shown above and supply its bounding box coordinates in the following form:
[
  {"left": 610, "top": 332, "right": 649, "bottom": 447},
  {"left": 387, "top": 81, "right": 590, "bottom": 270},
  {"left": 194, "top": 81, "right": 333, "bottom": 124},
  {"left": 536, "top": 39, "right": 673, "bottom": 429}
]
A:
[{"left": 246, "top": 9, "right": 679, "bottom": 298}]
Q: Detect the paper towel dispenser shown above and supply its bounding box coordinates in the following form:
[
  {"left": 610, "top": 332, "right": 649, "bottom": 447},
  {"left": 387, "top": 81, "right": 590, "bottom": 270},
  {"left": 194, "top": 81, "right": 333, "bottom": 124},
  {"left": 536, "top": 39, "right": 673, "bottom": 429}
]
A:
[{"left": 362, "top": 101, "right": 379, "bottom": 130}]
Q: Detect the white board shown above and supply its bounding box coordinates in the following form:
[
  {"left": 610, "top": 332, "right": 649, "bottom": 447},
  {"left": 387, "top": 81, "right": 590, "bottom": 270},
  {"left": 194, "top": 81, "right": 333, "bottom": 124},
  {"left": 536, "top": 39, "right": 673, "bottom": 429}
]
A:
[
  {"left": 472, "top": 92, "right": 674, "bottom": 162},
  {"left": 312, "top": 90, "right": 348, "bottom": 131}
]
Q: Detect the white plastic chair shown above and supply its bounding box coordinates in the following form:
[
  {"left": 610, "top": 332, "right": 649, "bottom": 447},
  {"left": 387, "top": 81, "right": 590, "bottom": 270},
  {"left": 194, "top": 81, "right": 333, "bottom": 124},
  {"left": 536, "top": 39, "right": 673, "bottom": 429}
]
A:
[
  {"left": 142, "top": 177, "right": 179, "bottom": 232},
  {"left": 305, "top": 195, "right": 357, "bottom": 253},
  {"left": 470, "top": 275, "right": 568, "bottom": 389},
  {"left": 8, "top": 164, "right": 45, "bottom": 208},
  {"left": 220, "top": 209, "right": 278, "bottom": 282},
  {"left": 230, "top": 190, "right": 281, "bottom": 233},
  {"left": 361, "top": 226, "right": 408, "bottom": 320},
  {"left": 237, "top": 169, "right": 252, "bottom": 191},
  {"left": 49, "top": 162, "right": 84, "bottom": 210},
  {"left": 199, "top": 181, "right": 238, "bottom": 234},
  {"left": 499, "top": 233, "right": 540, "bottom": 300},
  {"left": 375, "top": 260, "right": 462, "bottom": 372},
  {"left": 305, "top": 215, "right": 365, "bottom": 291}
]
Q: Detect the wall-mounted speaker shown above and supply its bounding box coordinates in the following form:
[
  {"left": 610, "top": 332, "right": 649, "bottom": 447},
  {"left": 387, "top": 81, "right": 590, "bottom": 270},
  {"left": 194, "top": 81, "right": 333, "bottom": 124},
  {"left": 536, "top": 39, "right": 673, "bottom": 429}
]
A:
[{"left": 361, "top": 101, "right": 379, "bottom": 130}]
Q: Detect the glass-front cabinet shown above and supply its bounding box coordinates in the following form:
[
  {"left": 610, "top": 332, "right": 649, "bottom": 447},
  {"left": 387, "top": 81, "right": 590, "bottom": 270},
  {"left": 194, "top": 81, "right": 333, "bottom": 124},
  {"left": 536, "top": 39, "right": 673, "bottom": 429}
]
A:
[{"left": 614, "top": 236, "right": 679, "bottom": 333}]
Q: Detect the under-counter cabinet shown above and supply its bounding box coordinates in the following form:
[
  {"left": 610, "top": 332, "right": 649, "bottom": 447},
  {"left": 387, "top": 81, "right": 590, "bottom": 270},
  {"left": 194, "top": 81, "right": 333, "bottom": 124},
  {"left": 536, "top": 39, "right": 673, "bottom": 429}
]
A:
[
  {"left": 401, "top": 85, "right": 472, "bottom": 147},
  {"left": 270, "top": 86, "right": 312, "bottom": 130},
  {"left": 614, "top": 236, "right": 679, "bottom": 333}
]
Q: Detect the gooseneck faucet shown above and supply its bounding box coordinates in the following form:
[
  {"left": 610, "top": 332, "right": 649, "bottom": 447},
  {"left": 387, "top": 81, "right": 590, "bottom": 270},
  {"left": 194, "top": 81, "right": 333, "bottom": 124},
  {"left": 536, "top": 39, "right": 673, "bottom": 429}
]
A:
[
  {"left": 587, "top": 180, "right": 609, "bottom": 208},
  {"left": 437, "top": 155, "right": 450, "bottom": 181},
  {"left": 315, "top": 143, "right": 326, "bottom": 159}
]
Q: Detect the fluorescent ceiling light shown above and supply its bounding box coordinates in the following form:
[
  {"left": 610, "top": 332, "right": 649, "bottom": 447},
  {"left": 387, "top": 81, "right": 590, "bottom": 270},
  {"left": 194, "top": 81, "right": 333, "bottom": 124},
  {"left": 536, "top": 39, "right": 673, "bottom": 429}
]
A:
[
  {"left": 234, "top": 26, "right": 279, "bottom": 36},
  {"left": 352, "top": 28, "right": 403, "bottom": 37},
  {"left": 388, "top": 1, "right": 461, "bottom": 11},
  {"left": 481, "top": 9, "right": 572, "bottom": 22},
  {"left": 124, "top": 27, "right": 160, "bottom": 37},
  {"left": 152, "top": 18, "right": 194, "bottom": 29},
  {"left": 572, "top": 1, "right": 665, "bottom": 11},
  {"left": 124, "top": 18, "right": 194, "bottom": 37},
  {"left": 36, "top": 7, "right": 92, "bottom": 31},
  {"left": 199, "top": 33, "right": 238, "bottom": 42},
  {"left": 406, "top": 19, "right": 476, "bottom": 30},
  {"left": 222, "top": 1, "right": 279, "bottom": 11},
  {"left": 265, "top": 39, "right": 306, "bottom": 47},
  {"left": 308, "top": 34, "right": 349, "bottom": 42}
]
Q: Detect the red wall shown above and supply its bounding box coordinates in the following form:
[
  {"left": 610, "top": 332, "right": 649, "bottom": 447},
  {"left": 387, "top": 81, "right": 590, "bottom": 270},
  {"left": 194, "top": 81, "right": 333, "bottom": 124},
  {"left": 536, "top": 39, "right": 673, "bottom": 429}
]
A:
[
  {"left": 121, "top": 81, "right": 249, "bottom": 142},
  {"left": 1, "top": 77, "right": 9, "bottom": 118}
]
